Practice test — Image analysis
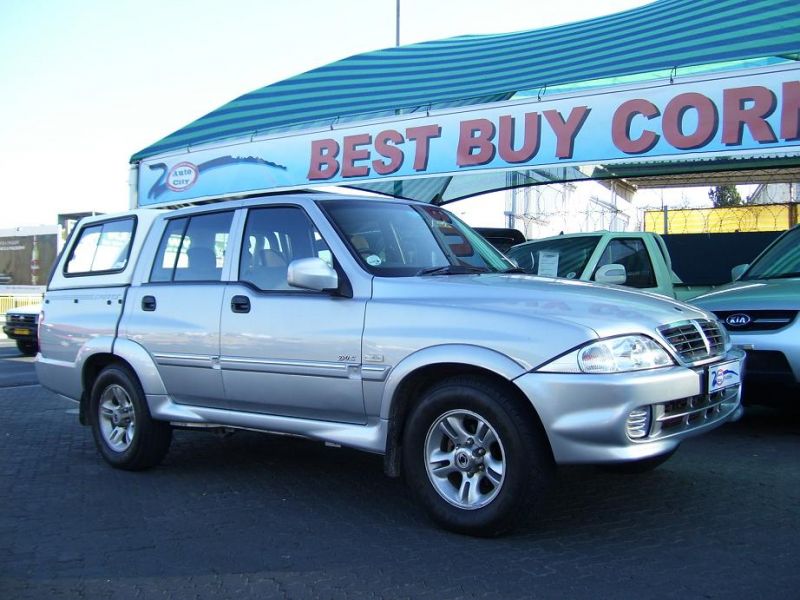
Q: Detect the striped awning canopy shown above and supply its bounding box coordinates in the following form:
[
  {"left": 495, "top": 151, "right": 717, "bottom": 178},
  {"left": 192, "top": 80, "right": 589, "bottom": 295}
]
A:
[{"left": 132, "top": 0, "right": 800, "bottom": 202}]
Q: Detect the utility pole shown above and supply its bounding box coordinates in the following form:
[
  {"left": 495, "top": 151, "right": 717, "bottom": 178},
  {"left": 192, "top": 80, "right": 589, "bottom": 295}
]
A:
[{"left": 393, "top": 0, "right": 402, "bottom": 198}]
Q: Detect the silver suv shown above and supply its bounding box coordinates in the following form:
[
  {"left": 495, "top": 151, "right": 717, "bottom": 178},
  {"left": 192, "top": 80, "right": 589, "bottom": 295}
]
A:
[{"left": 36, "top": 193, "right": 743, "bottom": 535}]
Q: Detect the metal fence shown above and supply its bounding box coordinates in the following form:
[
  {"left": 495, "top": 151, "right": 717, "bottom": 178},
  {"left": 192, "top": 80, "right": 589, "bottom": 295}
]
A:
[
  {"left": 0, "top": 295, "right": 42, "bottom": 319},
  {"left": 644, "top": 203, "right": 797, "bottom": 234}
]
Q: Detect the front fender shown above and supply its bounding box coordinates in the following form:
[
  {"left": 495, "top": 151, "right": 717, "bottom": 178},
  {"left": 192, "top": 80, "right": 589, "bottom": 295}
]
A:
[{"left": 377, "top": 344, "right": 527, "bottom": 420}]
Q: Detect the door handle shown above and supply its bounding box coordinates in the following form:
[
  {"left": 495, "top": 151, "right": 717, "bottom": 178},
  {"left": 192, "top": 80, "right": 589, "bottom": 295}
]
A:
[
  {"left": 142, "top": 295, "right": 156, "bottom": 311},
  {"left": 231, "top": 295, "right": 251, "bottom": 313}
]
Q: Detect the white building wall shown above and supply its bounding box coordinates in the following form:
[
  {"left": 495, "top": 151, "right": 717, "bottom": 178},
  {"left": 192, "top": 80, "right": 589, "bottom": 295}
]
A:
[
  {"left": 748, "top": 182, "right": 799, "bottom": 205},
  {"left": 451, "top": 180, "right": 642, "bottom": 239}
]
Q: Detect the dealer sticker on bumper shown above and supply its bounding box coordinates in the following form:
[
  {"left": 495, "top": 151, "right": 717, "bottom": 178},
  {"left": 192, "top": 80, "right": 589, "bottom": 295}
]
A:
[{"left": 708, "top": 360, "right": 741, "bottom": 394}]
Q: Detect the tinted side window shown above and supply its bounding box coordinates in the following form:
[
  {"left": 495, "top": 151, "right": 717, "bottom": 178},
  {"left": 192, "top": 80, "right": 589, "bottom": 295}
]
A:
[
  {"left": 506, "top": 236, "right": 601, "bottom": 279},
  {"left": 65, "top": 218, "right": 135, "bottom": 275},
  {"left": 150, "top": 212, "right": 233, "bottom": 282},
  {"left": 239, "top": 206, "right": 331, "bottom": 291},
  {"left": 594, "top": 238, "right": 656, "bottom": 288}
]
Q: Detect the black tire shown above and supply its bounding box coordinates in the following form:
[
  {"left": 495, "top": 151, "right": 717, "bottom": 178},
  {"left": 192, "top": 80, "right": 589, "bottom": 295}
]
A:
[
  {"left": 402, "top": 376, "right": 553, "bottom": 537},
  {"left": 600, "top": 447, "right": 677, "bottom": 474},
  {"left": 89, "top": 364, "right": 172, "bottom": 471},
  {"left": 16, "top": 340, "right": 37, "bottom": 356}
]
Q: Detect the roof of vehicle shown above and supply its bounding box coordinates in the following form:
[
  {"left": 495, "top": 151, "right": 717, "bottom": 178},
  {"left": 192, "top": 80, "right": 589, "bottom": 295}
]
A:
[
  {"left": 510, "top": 230, "right": 657, "bottom": 248},
  {"left": 5, "top": 304, "right": 41, "bottom": 315}
]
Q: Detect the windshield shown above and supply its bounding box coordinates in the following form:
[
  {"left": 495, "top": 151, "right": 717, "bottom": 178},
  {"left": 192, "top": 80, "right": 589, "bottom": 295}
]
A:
[
  {"left": 506, "top": 236, "right": 602, "bottom": 279},
  {"left": 320, "top": 200, "right": 514, "bottom": 276},
  {"left": 742, "top": 227, "right": 800, "bottom": 280}
]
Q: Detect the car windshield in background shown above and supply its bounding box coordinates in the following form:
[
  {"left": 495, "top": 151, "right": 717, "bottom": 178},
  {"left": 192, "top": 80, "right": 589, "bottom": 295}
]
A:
[
  {"left": 742, "top": 227, "right": 800, "bottom": 280},
  {"left": 506, "top": 236, "right": 602, "bottom": 279},
  {"left": 320, "top": 200, "right": 513, "bottom": 276}
]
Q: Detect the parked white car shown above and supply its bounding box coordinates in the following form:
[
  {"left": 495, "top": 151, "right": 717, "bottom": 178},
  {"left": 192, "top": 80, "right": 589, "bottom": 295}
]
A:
[{"left": 3, "top": 304, "right": 41, "bottom": 356}]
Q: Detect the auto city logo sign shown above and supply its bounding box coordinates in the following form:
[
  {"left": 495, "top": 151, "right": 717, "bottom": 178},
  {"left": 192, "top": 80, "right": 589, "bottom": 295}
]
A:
[
  {"left": 725, "top": 313, "right": 751, "bottom": 327},
  {"left": 166, "top": 162, "right": 199, "bottom": 192}
]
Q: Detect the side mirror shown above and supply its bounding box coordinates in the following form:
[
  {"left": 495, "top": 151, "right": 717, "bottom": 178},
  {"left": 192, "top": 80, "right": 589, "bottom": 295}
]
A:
[
  {"left": 731, "top": 263, "right": 749, "bottom": 281},
  {"left": 287, "top": 257, "right": 339, "bottom": 291},
  {"left": 594, "top": 263, "right": 627, "bottom": 285}
]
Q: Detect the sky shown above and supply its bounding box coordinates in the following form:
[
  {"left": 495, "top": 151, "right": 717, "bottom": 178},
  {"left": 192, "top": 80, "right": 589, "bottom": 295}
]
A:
[{"left": 0, "top": 0, "right": 660, "bottom": 228}]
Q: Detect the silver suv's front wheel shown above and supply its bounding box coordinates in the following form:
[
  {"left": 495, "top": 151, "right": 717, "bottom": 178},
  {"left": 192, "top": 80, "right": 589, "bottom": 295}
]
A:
[
  {"left": 403, "top": 376, "right": 553, "bottom": 537},
  {"left": 424, "top": 409, "right": 506, "bottom": 510}
]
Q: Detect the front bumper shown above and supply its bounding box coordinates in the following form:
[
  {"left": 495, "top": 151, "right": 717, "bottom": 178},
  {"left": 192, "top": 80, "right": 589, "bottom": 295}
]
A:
[
  {"left": 728, "top": 323, "right": 800, "bottom": 385},
  {"left": 2, "top": 324, "right": 37, "bottom": 342},
  {"left": 514, "top": 349, "right": 744, "bottom": 464}
]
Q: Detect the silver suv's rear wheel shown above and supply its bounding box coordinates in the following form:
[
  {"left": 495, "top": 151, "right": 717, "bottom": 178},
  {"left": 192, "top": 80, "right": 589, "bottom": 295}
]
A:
[
  {"left": 98, "top": 384, "right": 136, "bottom": 452},
  {"left": 403, "top": 376, "right": 553, "bottom": 536},
  {"left": 89, "top": 365, "right": 172, "bottom": 471}
]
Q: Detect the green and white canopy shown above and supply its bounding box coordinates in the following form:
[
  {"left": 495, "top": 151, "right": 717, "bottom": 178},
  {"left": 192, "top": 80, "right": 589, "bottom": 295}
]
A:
[{"left": 132, "top": 0, "right": 800, "bottom": 206}]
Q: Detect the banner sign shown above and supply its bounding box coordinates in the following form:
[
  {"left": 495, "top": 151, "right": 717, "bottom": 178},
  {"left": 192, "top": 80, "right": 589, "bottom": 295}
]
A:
[
  {"left": 0, "top": 233, "right": 58, "bottom": 293},
  {"left": 137, "top": 64, "right": 800, "bottom": 207}
]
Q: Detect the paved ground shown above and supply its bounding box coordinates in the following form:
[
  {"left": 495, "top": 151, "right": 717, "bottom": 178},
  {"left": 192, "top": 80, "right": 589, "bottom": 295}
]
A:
[{"left": 1, "top": 341, "right": 799, "bottom": 599}]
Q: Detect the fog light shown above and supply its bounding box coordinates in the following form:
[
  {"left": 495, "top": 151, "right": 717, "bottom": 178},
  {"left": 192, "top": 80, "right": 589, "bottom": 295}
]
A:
[{"left": 626, "top": 407, "right": 651, "bottom": 440}]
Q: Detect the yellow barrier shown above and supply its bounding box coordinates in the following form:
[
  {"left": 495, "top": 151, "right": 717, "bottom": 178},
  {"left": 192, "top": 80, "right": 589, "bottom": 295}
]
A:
[
  {"left": 0, "top": 296, "right": 43, "bottom": 316},
  {"left": 644, "top": 203, "right": 797, "bottom": 234}
]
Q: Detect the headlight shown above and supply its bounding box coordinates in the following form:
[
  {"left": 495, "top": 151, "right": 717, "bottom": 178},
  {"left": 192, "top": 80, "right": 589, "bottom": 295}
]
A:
[{"left": 538, "top": 335, "right": 675, "bottom": 374}]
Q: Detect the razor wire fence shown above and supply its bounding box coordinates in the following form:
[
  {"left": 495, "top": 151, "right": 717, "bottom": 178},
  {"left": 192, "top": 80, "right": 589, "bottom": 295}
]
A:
[{"left": 643, "top": 202, "right": 797, "bottom": 234}]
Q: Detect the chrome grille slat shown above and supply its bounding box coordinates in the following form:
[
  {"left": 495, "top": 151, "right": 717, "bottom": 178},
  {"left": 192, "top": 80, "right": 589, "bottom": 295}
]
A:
[
  {"left": 640, "top": 385, "right": 740, "bottom": 441},
  {"left": 656, "top": 394, "right": 728, "bottom": 422},
  {"left": 6, "top": 314, "right": 36, "bottom": 326},
  {"left": 658, "top": 319, "right": 726, "bottom": 364}
]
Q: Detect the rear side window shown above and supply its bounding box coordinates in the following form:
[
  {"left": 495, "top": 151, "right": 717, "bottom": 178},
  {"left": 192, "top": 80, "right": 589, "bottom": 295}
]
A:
[
  {"left": 150, "top": 211, "right": 234, "bottom": 282},
  {"left": 65, "top": 218, "right": 135, "bottom": 275}
]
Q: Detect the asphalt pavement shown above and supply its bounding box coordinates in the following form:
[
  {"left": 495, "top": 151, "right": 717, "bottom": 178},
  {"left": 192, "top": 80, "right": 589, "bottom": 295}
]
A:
[{"left": 1, "top": 343, "right": 799, "bottom": 599}]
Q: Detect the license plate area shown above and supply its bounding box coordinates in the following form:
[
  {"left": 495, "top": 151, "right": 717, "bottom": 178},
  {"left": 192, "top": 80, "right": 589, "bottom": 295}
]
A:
[
  {"left": 707, "top": 360, "right": 741, "bottom": 393},
  {"left": 13, "top": 328, "right": 31, "bottom": 336}
]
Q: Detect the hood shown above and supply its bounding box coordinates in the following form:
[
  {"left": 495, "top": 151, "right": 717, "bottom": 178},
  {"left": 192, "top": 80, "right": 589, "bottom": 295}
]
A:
[
  {"left": 692, "top": 278, "right": 800, "bottom": 311},
  {"left": 372, "top": 273, "right": 710, "bottom": 337},
  {"left": 6, "top": 304, "right": 42, "bottom": 316}
]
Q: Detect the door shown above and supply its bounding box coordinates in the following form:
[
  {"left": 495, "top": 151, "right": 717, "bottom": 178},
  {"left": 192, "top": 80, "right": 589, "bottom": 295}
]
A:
[
  {"left": 124, "top": 210, "right": 234, "bottom": 407},
  {"left": 220, "top": 205, "right": 368, "bottom": 424},
  {"left": 591, "top": 237, "right": 661, "bottom": 293}
]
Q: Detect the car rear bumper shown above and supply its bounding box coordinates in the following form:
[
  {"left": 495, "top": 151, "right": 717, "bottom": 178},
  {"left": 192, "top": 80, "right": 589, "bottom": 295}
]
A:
[{"left": 514, "top": 349, "right": 744, "bottom": 464}]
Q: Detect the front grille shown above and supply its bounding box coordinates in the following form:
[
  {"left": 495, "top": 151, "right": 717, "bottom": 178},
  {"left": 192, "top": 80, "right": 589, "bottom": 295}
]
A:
[
  {"left": 634, "top": 384, "right": 740, "bottom": 441},
  {"left": 712, "top": 310, "right": 798, "bottom": 332},
  {"left": 6, "top": 314, "right": 36, "bottom": 326},
  {"left": 658, "top": 319, "right": 726, "bottom": 364}
]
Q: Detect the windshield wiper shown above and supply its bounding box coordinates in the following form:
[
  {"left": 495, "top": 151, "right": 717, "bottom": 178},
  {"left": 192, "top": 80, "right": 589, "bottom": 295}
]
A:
[
  {"left": 500, "top": 267, "right": 526, "bottom": 274},
  {"left": 416, "top": 264, "right": 491, "bottom": 276}
]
